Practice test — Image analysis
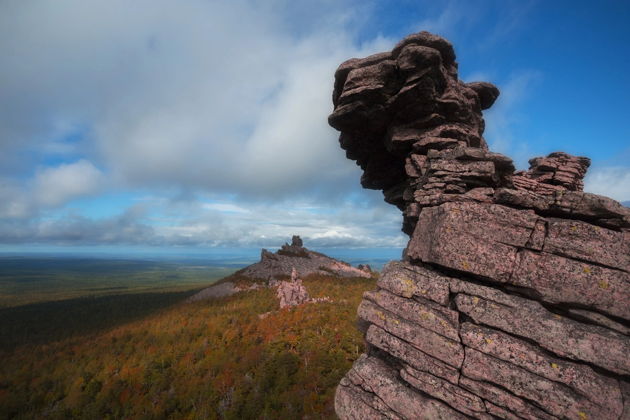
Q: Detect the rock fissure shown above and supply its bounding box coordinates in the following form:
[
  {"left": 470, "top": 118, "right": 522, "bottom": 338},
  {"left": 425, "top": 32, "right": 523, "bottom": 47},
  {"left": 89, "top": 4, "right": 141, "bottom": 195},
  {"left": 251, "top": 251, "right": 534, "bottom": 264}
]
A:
[
  {"left": 462, "top": 375, "right": 561, "bottom": 419},
  {"left": 461, "top": 337, "right": 598, "bottom": 403},
  {"left": 330, "top": 31, "right": 629, "bottom": 419}
]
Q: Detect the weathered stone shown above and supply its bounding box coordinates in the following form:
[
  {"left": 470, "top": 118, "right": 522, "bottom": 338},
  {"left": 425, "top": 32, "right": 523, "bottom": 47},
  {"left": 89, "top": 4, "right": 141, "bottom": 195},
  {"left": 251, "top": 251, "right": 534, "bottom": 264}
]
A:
[
  {"left": 276, "top": 268, "right": 310, "bottom": 308},
  {"left": 512, "top": 249, "right": 630, "bottom": 319},
  {"left": 241, "top": 237, "right": 372, "bottom": 280},
  {"left": 391, "top": 31, "right": 456, "bottom": 65},
  {"left": 550, "top": 191, "right": 630, "bottom": 229},
  {"left": 413, "top": 201, "right": 542, "bottom": 248},
  {"left": 189, "top": 236, "right": 370, "bottom": 303},
  {"left": 290, "top": 235, "right": 303, "bottom": 248},
  {"left": 455, "top": 292, "right": 630, "bottom": 375},
  {"left": 621, "top": 381, "right": 630, "bottom": 420},
  {"left": 567, "top": 308, "right": 630, "bottom": 335},
  {"left": 543, "top": 217, "right": 629, "bottom": 271},
  {"left": 364, "top": 289, "right": 460, "bottom": 341},
  {"left": 460, "top": 322, "right": 623, "bottom": 414},
  {"left": 459, "top": 376, "right": 559, "bottom": 420},
  {"left": 513, "top": 152, "right": 591, "bottom": 194},
  {"left": 335, "top": 383, "right": 401, "bottom": 420},
  {"left": 409, "top": 208, "right": 518, "bottom": 281},
  {"left": 365, "top": 325, "right": 460, "bottom": 384},
  {"left": 333, "top": 52, "right": 392, "bottom": 104},
  {"left": 396, "top": 45, "right": 442, "bottom": 74},
  {"left": 494, "top": 187, "right": 553, "bottom": 211},
  {"left": 462, "top": 347, "right": 618, "bottom": 419},
  {"left": 466, "top": 81, "right": 500, "bottom": 109},
  {"left": 400, "top": 365, "right": 489, "bottom": 418},
  {"left": 337, "top": 355, "right": 469, "bottom": 420},
  {"left": 358, "top": 300, "right": 464, "bottom": 368},
  {"left": 483, "top": 401, "right": 528, "bottom": 420},
  {"left": 377, "top": 261, "right": 451, "bottom": 305}
]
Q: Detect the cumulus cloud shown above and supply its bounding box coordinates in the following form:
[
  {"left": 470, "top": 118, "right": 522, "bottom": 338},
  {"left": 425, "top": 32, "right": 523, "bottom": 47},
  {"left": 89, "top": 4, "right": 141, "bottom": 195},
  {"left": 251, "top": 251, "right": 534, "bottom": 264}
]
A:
[
  {"left": 0, "top": 0, "right": 394, "bottom": 198},
  {"left": 34, "top": 160, "right": 103, "bottom": 206},
  {"left": 584, "top": 167, "right": 630, "bottom": 202},
  {"left": 6, "top": 0, "right": 620, "bottom": 250},
  {"left": 0, "top": 0, "right": 414, "bottom": 248}
]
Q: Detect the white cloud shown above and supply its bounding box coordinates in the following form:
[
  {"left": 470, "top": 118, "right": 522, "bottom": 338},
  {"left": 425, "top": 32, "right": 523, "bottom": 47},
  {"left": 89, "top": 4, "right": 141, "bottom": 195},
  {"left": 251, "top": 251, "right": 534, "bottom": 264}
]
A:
[
  {"left": 584, "top": 167, "right": 630, "bottom": 202},
  {"left": 34, "top": 160, "right": 104, "bottom": 206},
  {"left": 202, "top": 203, "right": 250, "bottom": 214},
  {"left": 0, "top": 192, "right": 406, "bottom": 248},
  {"left": 0, "top": 0, "right": 394, "bottom": 198}
]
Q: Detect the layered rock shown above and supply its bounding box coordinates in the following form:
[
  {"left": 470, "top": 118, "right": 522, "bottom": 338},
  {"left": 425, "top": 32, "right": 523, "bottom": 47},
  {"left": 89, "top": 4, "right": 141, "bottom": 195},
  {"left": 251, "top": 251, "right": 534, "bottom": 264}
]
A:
[{"left": 330, "top": 31, "right": 630, "bottom": 419}]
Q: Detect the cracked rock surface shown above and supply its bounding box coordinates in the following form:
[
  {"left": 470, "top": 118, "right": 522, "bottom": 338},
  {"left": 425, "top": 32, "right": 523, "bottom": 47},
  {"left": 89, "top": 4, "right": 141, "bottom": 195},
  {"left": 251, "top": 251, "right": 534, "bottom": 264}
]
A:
[{"left": 330, "top": 31, "right": 630, "bottom": 420}]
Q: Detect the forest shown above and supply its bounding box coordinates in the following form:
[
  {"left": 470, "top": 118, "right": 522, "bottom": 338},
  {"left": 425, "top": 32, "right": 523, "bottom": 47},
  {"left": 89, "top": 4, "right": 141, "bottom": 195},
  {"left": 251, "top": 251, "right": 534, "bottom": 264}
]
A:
[{"left": 0, "top": 266, "right": 375, "bottom": 419}]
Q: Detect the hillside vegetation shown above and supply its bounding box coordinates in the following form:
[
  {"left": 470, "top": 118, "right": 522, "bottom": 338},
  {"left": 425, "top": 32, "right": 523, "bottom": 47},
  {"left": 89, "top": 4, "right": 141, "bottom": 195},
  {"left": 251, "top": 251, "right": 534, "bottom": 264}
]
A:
[{"left": 0, "top": 274, "right": 375, "bottom": 419}]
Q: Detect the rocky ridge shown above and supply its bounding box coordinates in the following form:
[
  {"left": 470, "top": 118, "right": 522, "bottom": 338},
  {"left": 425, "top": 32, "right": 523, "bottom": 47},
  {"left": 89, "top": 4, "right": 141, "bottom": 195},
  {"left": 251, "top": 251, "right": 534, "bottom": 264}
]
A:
[
  {"left": 188, "top": 236, "right": 371, "bottom": 303},
  {"left": 241, "top": 235, "right": 372, "bottom": 281},
  {"left": 330, "top": 31, "right": 630, "bottom": 419}
]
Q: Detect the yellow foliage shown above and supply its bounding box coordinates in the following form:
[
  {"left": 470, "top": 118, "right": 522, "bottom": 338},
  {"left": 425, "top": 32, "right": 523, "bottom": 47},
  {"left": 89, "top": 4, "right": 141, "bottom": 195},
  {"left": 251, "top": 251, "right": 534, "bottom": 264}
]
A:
[{"left": 0, "top": 275, "right": 376, "bottom": 419}]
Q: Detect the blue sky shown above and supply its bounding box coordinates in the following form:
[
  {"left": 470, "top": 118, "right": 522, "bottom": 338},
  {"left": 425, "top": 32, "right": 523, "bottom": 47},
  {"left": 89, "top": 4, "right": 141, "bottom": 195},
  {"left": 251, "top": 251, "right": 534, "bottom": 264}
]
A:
[{"left": 1, "top": 0, "right": 629, "bottom": 254}]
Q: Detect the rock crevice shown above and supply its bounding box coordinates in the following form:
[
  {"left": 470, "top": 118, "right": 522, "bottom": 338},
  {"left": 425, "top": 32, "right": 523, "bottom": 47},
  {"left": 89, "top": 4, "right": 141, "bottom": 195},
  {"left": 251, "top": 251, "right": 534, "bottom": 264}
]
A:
[{"left": 330, "top": 31, "right": 630, "bottom": 419}]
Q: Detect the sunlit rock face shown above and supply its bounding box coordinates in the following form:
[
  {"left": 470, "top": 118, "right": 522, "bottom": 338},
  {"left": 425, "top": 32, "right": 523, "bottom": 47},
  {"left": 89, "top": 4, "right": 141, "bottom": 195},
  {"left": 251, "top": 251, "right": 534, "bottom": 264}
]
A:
[{"left": 330, "top": 31, "right": 630, "bottom": 420}]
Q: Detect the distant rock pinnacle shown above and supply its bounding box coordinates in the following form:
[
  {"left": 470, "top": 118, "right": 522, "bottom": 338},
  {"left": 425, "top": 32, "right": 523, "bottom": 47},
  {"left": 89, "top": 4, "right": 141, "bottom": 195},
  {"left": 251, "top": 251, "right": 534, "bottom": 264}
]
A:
[
  {"left": 187, "top": 236, "right": 372, "bottom": 304},
  {"left": 242, "top": 236, "right": 371, "bottom": 281}
]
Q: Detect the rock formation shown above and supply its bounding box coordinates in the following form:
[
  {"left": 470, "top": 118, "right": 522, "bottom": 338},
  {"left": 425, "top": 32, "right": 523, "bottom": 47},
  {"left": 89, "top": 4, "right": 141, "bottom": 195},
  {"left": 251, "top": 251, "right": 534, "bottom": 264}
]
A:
[
  {"left": 276, "top": 268, "right": 310, "bottom": 308},
  {"left": 240, "top": 235, "right": 372, "bottom": 281},
  {"left": 188, "top": 236, "right": 372, "bottom": 303},
  {"left": 330, "top": 31, "right": 630, "bottom": 419}
]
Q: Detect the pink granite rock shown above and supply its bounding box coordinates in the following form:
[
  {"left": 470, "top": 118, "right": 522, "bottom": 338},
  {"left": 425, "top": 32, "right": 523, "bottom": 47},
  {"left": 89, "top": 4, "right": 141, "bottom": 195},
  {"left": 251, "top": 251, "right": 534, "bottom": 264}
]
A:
[
  {"left": 337, "top": 355, "right": 469, "bottom": 419},
  {"left": 365, "top": 325, "right": 460, "bottom": 384},
  {"left": 363, "top": 289, "right": 460, "bottom": 341},
  {"left": 400, "top": 366, "right": 491, "bottom": 419},
  {"left": 377, "top": 260, "right": 451, "bottom": 305},
  {"left": 276, "top": 268, "right": 309, "bottom": 308},
  {"left": 358, "top": 299, "right": 464, "bottom": 368},
  {"left": 462, "top": 347, "right": 619, "bottom": 419},
  {"left": 543, "top": 217, "right": 630, "bottom": 271},
  {"left": 460, "top": 322, "right": 623, "bottom": 415},
  {"left": 512, "top": 249, "right": 630, "bottom": 319},
  {"left": 409, "top": 211, "right": 518, "bottom": 281},
  {"left": 513, "top": 152, "right": 591, "bottom": 194},
  {"left": 460, "top": 376, "right": 561, "bottom": 420},
  {"left": 329, "top": 31, "right": 629, "bottom": 420},
  {"left": 455, "top": 292, "right": 630, "bottom": 375}
]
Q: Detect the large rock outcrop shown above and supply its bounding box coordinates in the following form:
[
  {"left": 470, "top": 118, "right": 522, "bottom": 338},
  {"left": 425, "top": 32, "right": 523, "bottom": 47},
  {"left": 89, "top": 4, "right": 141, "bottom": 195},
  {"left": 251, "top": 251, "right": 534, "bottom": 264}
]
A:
[{"left": 330, "top": 31, "right": 630, "bottom": 419}]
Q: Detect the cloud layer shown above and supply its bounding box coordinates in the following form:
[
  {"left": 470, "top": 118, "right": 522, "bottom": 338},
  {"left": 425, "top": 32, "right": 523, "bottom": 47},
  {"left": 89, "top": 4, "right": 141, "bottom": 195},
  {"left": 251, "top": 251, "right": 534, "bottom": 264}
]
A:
[
  {"left": 0, "top": 0, "right": 408, "bottom": 248},
  {"left": 1, "top": 0, "right": 393, "bottom": 197},
  {"left": 1, "top": 1, "right": 627, "bottom": 249}
]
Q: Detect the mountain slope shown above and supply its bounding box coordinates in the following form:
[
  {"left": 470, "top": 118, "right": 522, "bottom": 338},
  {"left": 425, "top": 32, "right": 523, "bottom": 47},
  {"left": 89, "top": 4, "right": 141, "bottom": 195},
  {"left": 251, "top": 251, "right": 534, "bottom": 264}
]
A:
[{"left": 0, "top": 273, "right": 375, "bottom": 419}]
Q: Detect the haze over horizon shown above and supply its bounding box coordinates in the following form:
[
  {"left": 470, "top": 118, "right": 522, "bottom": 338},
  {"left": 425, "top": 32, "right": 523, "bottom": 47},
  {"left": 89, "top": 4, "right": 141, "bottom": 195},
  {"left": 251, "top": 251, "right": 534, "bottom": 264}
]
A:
[{"left": 1, "top": 0, "right": 629, "bottom": 254}]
